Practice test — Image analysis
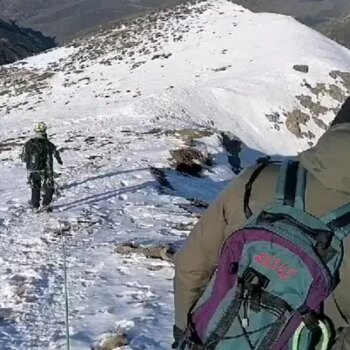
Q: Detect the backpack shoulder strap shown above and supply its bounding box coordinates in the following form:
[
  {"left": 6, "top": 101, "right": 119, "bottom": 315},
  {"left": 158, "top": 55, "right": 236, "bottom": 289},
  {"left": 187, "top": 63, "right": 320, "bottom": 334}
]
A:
[
  {"left": 278, "top": 161, "right": 350, "bottom": 240},
  {"left": 320, "top": 203, "right": 350, "bottom": 240},
  {"left": 243, "top": 159, "right": 307, "bottom": 219},
  {"left": 275, "top": 160, "right": 307, "bottom": 210},
  {"left": 244, "top": 159, "right": 271, "bottom": 218}
]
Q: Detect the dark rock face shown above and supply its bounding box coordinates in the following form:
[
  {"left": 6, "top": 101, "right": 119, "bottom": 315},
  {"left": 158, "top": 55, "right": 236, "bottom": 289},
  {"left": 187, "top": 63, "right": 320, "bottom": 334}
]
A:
[
  {"left": 293, "top": 64, "right": 309, "bottom": 73},
  {"left": 0, "top": 19, "right": 56, "bottom": 65}
]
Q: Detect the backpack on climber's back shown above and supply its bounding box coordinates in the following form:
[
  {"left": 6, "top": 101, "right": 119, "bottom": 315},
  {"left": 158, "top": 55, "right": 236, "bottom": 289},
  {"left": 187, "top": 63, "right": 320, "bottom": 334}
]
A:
[
  {"left": 177, "top": 160, "right": 350, "bottom": 350},
  {"left": 22, "top": 138, "right": 49, "bottom": 171}
]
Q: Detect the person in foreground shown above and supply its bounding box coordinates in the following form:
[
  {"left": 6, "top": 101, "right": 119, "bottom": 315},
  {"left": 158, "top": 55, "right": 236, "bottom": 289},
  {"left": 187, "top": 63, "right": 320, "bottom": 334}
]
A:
[
  {"left": 21, "top": 122, "right": 63, "bottom": 212},
  {"left": 173, "top": 97, "right": 350, "bottom": 350}
]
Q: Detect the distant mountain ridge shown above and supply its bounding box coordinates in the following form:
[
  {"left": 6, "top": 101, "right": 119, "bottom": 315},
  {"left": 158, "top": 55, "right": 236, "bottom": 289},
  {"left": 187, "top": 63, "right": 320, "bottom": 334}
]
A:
[
  {"left": 0, "top": 0, "right": 187, "bottom": 43},
  {"left": 0, "top": 19, "right": 56, "bottom": 65},
  {"left": 2, "top": 0, "right": 350, "bottom": 48}
]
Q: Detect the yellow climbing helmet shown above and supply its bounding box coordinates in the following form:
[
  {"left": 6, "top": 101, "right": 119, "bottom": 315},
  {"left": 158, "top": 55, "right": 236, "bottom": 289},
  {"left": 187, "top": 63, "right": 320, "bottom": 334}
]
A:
[{"left": 34, "top": 122, "right": 47, "bottom": 133}]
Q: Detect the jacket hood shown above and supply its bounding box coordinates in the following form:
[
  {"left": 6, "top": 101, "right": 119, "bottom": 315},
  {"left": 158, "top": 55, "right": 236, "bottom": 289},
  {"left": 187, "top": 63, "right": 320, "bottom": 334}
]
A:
[{"left": 299, "top": 123, "right": 350, "bottom": 194}]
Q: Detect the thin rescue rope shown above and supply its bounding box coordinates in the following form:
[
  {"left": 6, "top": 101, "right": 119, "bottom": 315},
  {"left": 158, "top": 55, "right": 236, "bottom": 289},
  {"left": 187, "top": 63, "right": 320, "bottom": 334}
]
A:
[
  {"left": 292, "top": 320, "right": 330, "bottom": 350},
  {"left": 60, "top": 222, "right": 71, "bottom": 350}
]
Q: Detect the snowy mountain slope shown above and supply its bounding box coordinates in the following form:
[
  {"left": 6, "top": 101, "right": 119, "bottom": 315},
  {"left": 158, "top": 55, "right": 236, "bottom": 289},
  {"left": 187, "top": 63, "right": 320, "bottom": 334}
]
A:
[
  {"left": 1, "top": 1, "right": 350, "bottom": 154},
  {"left": 1, "top": 0, "right": 350, "bottom": 349}
]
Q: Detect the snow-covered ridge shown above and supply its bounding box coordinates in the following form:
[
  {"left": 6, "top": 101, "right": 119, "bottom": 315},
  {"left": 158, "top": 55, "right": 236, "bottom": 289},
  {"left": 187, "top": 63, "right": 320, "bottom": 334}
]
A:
[{"left": 1, "top": 0, "right": 350, "bottom": 154}]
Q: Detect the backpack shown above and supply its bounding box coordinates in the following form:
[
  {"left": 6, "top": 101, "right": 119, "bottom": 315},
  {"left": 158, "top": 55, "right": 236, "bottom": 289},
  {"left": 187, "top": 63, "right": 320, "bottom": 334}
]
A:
[
  {"left": 177, "top": 160, "right": 350, "bottom": 350},
  {"left": 23, "top": 138, "right": 49, "bottom": 171}
]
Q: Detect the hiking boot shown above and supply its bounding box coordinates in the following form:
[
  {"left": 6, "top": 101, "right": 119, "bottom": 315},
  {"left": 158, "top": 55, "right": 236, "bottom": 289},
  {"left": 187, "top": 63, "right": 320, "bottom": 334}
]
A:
[{"left": 42, "top": 205, "right": 53, "bottom": 212}]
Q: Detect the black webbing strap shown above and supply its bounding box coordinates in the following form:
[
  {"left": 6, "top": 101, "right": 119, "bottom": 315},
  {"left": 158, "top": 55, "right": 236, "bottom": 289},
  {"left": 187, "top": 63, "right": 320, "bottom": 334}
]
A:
[
  {"left": 244, "top": 159, "right": 271, "bottom": 219},
  {"left": 283, "top": 161, "right": 299, "bottom": 207},
  {"left": 327, "top": 211, "right": 350, "bottom": 233},
  {"left": 274, "top": 160, "right": 307, "bottom": 211},
  {"left": 320, "top": 202, "right": 350, "bottom": 240}
]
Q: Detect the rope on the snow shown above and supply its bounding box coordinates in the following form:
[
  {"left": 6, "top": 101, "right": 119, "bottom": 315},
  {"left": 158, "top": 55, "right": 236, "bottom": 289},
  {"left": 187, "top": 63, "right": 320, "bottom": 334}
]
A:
[{"left": 60, "top": 222, "right": 71, "bottom": 350}]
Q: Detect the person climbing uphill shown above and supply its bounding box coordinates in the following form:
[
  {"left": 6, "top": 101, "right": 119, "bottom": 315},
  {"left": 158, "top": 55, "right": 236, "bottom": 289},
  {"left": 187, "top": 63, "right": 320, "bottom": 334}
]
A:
[
  {"left": 173, "top": 96, "right": 350, "bottom": 350},
  {"left": 21, "top": 122, "right": 63, "bottom": 212}
]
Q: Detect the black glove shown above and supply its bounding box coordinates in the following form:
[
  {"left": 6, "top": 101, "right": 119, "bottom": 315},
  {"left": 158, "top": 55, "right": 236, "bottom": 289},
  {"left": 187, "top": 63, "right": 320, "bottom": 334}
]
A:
[{"left": 172, "top": 325, "right": 185, "bottom": 349}]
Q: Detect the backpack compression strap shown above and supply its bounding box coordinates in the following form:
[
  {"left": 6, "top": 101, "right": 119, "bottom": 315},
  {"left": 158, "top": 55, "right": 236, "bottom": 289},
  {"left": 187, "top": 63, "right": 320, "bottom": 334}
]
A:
[
  {"left": 274, "top": 160, "right": 350, "bottom": 240},
  {"left": 275, "top": 160, "right": 307, "bottom": 210},
  {"left": 320, "top": 203, "right": 350, "bottom": 240}
]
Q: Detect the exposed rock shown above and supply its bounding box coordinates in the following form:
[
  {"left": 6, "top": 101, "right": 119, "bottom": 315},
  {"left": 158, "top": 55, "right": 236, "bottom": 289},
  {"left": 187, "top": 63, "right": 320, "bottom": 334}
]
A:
[
  {"left": 296, "top": 95, "right": 328, "bottom": 116},
  {"left": 212, "top": 65, "right": 232, "bottom": 72},
  {"left": 84, "top": 136, "right": 96, "bottom": 144},
  {"left": 304, "top": 130, "right": 316, "bottom": 140},
  {"left": 0, "top": 67, "right": 55, "bottom": 99},
  {"left": 284, "top": 109, "right": 310, "bottom": 138},
  {"left": 92, "top": 329, "right": 128, "bottom": 350},
  {"left": 173, "top": 128, "right": 214, "bottom": 146},
  {"left": 313, "top": 117, "right": 328, "bottom": 131},
  {"left": 266, "top": 112, "right": 283, "bottom": 130},
  {"left": 169, "top": 147, "right": 212, "bottom": 177},
  {"left": 0, "top": 19, "right": 55, "bottom": 65},
  {"left": 293, "top": 64, "right": 309, "bottom": 73},
  {"left": 151, "top": 53, "right": 172, "bottom": 60},
  {"left": 329, "top": 71, "right": 350, "bottom": 91},
  {"left": 308, "top": 81, "right": 348, "bottom": 103},
  {"left": 327, "top": 84, "right": 347, "bottom": 103},
  {"left": 115, "top": 242, "right": 175, "bottom": 262}
]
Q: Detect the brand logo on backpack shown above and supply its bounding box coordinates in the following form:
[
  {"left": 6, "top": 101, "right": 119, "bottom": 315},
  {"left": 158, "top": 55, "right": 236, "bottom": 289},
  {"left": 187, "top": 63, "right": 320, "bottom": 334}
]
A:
[{"left": 255, "top": 253, "right": 298, "bottom": 281}]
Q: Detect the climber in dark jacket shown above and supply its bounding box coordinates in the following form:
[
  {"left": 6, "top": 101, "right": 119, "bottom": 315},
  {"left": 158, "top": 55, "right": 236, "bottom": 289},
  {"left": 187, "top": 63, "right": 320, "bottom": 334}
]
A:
[{"left": 21, "top": 122, "right": 63, "bottom": 211}]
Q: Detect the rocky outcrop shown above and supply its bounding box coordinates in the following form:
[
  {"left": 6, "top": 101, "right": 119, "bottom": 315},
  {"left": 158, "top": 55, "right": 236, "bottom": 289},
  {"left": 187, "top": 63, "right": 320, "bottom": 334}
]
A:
[
  {"left": 0, "top": 19, "right": 56, "bottom": 65},
  {"left": 293, "top": 64, "right": 309, "bottom": 73},
  {"left": 265, "top": 69, "right": 350, "bottom": 140},
  {"left": 169, "top": 147, "right": 213, "bottom": 177}
]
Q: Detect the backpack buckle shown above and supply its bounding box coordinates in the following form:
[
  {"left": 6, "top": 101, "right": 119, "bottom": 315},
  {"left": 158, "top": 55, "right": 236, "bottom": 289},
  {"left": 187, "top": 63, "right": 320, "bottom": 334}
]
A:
[
  {"left": 242, "top": 268, "right": 269, "bottom": 289},
  {"left": 299, "top": 306, "right": 320, "bottom": 331},
  {"left": 240, "top": 268, "right": 270, "bottom": 314}
]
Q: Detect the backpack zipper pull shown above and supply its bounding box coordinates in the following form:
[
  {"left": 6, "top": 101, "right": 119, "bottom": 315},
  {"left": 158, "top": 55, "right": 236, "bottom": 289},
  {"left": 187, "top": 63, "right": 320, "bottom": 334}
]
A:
[{"left": 242, "top": 290, "right": 250, "bottom": 329}]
